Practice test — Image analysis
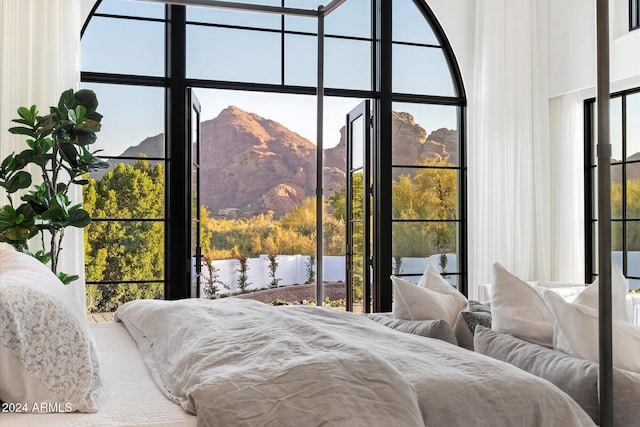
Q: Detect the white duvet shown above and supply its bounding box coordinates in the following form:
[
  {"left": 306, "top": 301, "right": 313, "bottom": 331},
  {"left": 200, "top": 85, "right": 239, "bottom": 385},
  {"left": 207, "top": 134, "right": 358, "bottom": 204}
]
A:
[{"left": 115, "top": 298, "right": 595, "bottom": 427}]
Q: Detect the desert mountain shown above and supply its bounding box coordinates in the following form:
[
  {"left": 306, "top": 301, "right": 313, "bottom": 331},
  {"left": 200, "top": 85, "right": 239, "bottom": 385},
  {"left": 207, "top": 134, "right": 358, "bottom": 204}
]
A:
[{"left": 99, "top": 106, "right": 457, "bottom": 217}]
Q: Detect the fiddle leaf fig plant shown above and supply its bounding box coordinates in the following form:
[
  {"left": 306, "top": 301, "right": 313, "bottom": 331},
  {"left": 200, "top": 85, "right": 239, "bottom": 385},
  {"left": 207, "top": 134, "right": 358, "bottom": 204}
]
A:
[{"left": 0, "top": 89, "right": 109, "bottom": 284}]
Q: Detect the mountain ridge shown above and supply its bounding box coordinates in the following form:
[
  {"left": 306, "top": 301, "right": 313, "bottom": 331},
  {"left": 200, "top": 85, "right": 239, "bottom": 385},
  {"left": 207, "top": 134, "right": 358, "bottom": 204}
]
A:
[{"left": 95, "top": 106, "right": 458, "bottom": 217}]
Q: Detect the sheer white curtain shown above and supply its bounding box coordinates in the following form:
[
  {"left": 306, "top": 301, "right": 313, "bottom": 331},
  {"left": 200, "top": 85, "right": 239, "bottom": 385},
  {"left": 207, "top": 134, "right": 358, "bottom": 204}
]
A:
[
  {"left": 549, "top": 92, "right": 585, "bottom": 282},
  {"left": 468, "top": 0, "right": 551, "bottom": 298},
  {"left": 0, "top": 0, "right": 86, "bottom": 311}
]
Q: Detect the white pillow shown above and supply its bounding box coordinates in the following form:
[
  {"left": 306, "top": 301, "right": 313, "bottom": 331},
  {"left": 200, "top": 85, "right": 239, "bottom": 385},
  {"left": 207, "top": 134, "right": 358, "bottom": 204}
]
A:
[
  {"left": 544, "top": 290, "right": 640, "bottom": 373},
  {"left": 0, "top": 249, "right": 102, "bottom": 412},
  {"left": 490, "top": 262, "right": 555, "bottom": 347},
  {"left": 418, "top": 264, "right": 469, "bottom": 310},
  {"left": 573, "top": 264, "right": 630, "bottom": 322},
  {"left": 391, "top": 265, "right": 467, "bottom": 326}
]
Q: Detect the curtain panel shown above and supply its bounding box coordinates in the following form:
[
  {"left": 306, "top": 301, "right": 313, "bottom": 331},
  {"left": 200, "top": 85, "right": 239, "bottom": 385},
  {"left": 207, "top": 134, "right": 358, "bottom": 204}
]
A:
[
  {"left": 468, "top": 0, "right": 551, "bottom": 297},
  {"left": 0, "top": 0, "right": 86, "bottom": 312}
]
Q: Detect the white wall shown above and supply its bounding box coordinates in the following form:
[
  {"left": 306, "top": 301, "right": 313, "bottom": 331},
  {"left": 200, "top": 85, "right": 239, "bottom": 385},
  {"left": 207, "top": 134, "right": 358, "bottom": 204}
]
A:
[
  {"left": 427, "top": 0, "right": 476, "bottom": 96},
  {"left": 429, "top": 0, "right": 640, "bottom": 98},
  {"left": 549, "top": 0, "right": 640, "bottom": 96}
]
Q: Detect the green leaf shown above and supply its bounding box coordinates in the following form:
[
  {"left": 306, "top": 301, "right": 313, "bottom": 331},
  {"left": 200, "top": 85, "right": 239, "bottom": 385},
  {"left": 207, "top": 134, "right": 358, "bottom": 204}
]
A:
[
  {"left": 8, "top": 126, "right": 36, "bottom": 138},
  {"left": 17, "top": 106, "right": 33, "bottom": 120},
  {"left": 37, "top": 113, "right": 57, "bottom": 132},
  {"left": 74, "top": 89, "right": 99, "bottom": 113},
  {"left": 58, "top": 272, "right": 79, "bottom": 285},
  {"left": 0, "top": 225, "right": 30, "bottom": 242},
  {"left": 59, "top": 142, "right": 79, "bottom": 167},
  {"left": 68, "top": 208, "right": 91, "bottom": 228},
  {"left": 34, "top": 250, "right": 52, "bottom": 265},
  {"left": 68, "top": 108, "right": 77, "bottom": 123},
  {"left": 1, "top": 154, "right": 15, "bottom": 171},
  {"left": 4, "top": 171, "right": 32, "bottom": 193},
  {"left": 72, "top": 128, "right": 98, "bottom": 146},
  {"left": 57, "top": 89, "right": 75, "bottom": 117},
  {"left": 75, "top": 105, "right": 87, "bottom": 122},
  {"left": 76, "top": 119, "right": 101, "bottom": 133},
  {"left": 0, "top": 205, "right": 17, "bottom": 228},
  {"left": 40, "top": 207, "right": 67, "bottom": 222},
  {"left": 11, "top": 118, "right": 33, "bottom": 126}
]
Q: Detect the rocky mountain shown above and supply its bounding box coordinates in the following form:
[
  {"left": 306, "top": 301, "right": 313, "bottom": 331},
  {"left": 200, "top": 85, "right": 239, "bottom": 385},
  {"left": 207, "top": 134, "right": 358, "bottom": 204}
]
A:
[
  {"left": 611, "top": 152, "right": 640, "bottom": 182},
  {"left": 99, "top": 106, "right": 457, "bottom": 217}
]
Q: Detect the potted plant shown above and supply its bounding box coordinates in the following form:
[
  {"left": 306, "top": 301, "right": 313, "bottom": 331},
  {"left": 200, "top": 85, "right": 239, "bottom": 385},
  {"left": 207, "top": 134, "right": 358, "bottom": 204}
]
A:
[{"left": 0, "top": 88, "right": 109, "bottom": 284}]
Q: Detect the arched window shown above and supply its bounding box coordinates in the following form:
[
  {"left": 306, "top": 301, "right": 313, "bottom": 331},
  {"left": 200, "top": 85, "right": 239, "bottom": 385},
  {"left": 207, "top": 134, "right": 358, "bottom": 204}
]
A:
[{"left": 81, "top": 0, "right": 466, "bottom": 313}]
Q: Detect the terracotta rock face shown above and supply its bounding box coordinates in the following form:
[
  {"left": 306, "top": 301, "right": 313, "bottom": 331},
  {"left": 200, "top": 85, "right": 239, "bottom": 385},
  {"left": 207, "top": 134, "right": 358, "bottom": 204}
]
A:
[{"left": 102, "top": 106, "right": 458, "bottom": 218}]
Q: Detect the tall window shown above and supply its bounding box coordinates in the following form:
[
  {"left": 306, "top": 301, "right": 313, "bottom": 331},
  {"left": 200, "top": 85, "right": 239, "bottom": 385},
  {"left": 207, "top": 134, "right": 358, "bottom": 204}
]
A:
[
  {"left": 81, "top": 0, "right": 466, "bottom": 312},
  {"left": 81, "top": 2, "right": 168, "bottom": 313},
  {"left": 585, "top": 87, "right": 640, "bottom": 291},
  {"left": 631, "top": 0, "right": 640, "bottom": 31}
]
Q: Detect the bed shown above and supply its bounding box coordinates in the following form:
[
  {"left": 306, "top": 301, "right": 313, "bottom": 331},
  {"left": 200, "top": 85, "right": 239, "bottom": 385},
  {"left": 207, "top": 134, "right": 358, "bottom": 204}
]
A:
[
  {"left": 1, "top": 249, "right": 596, "bottom": 426},
  {"left": 1, "top": 322, "right": 196, "bottom": 427}
]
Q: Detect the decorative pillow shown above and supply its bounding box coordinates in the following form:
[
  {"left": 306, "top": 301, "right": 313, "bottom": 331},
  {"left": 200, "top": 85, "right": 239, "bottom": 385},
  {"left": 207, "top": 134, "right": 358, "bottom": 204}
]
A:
[
  {"left": 0, "top": 249, "right": 102, "bottom": 413},
  {"left": 391, "top": 266, "right": 467, "bottom": 326},
  {"left": 452, "top": 302, "right": 492, "bottom": 350},
  {"left": 490, "top": 263, "right": 555, "bottom": 347},
  {"left": 417, "top": 265, "right": 469, "bottom": 312},
  {"left": 543, "top": 290, "right": 640, "bottom": 373},
  {"left": 365, "top": 313, "right": 457, "bottom": 345},
  {"left": 572, "top": 264, "right": 630, "bottom": 322},
  {"left": 474, "top": 325, "right": 640, "bottom": 426}
]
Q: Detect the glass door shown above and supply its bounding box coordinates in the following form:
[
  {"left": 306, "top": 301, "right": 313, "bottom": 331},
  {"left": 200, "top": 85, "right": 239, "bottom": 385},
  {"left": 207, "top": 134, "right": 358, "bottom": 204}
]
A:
[
  {"left": 345, "top": 100, "right": 373, "bottom": 313},
  {"left": 190, "top": 89, "right": 202, "bottom": 298}
]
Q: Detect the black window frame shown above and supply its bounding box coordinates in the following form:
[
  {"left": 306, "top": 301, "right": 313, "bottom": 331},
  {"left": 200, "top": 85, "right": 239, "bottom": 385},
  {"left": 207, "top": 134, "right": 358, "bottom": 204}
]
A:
[
  {"left": 81, "top": 0, "right": 467, "bottom": 311},
  {"left": 585, "top": 86, "right": 640, "bottom": 286},
  {"left": 631, "top": 0, "right": 640, "bottom": 31}
]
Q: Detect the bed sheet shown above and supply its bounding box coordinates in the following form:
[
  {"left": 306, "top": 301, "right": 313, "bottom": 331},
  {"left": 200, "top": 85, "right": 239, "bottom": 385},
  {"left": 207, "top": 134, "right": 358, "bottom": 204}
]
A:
[{"left": 0, "top": 322, "right": 196, "bottom": 427}]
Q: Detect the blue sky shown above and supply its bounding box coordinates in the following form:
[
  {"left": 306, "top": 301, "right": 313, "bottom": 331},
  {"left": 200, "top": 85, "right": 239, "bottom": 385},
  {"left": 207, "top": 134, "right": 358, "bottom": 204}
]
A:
[{"left": 81, "top": 0, "right": 457, "bottom": 156}]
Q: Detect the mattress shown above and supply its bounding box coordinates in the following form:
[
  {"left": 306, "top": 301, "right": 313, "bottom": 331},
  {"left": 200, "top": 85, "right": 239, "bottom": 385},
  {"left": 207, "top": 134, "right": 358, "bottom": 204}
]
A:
[{"left": 0, "top": 322, "right": 196, "bottom": 427}]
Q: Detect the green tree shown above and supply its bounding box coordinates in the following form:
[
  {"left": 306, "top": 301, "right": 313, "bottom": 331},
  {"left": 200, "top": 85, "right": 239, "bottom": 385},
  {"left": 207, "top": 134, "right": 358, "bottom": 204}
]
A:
[
  {"left": 83, "top": 159, "right": 164, "bottom": 312},
  {"left": 611, "top": 179, "right": 640, "bottom": 251}
]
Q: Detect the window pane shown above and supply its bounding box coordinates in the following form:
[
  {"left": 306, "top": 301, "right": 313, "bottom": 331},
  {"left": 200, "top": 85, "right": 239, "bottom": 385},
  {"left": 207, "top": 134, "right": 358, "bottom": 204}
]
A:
[
  {"left": 325, "top": 0, "right": 371, "bottom": 38},
  {"left": 628, "top": 221, "right": 640, "bottom": 254},
  {"left": 87, "top": 282, "right": 164, "bottom": 313},
  {"left": 351, "top": 220, "right": 364, "bottom": 271},
  {"left": 612, "top": 220, "right": 623, "bottom": 251},
  {"left": 187, "top": 26, "right": 281, "bottom": 84},
  {"left": 392, "top": 0, "right": 439, "bottom": 45},
  {"left": 80, "top": 83, "right": 165, "bottom": 158},
  {"left": 392, "top": 222, "right": 458, "bottom": 274},
  {"left": 186, "top": 4, "right": 281, "bottom": 29},
  {"left": 86, "top": 160, "right": 165, "bottom": 219},
  {"left": 325, "top": 38, "right": 371, "bottom": 90},
  {"left": 627, "top": 92, "right": 640, "bottom": 159},
  {"left": 284, "top": 0, "right": 319, "bottom": 33},
  {"left": 85, "top": 220, "right": 165, "bottom": 282},
  {"left": 96, "top": 0, "right": 165, "bottom": 19},
  {"left": 392, "top": 167, "right": 458, "bottom": 220},
  {"left": 284, "top": 34, "right": 316, "bottom": 86},
  {"left": 628, "top": 170, "right": 640, "bottom": 219},
  {"left": 350, "top": 115, "right": 365, "bottom": 169},
  {"left": 393, "top": 44, "right": 455, "bottom": 96},
  {"left": 391, "top": 103, "right": 458, "bottom": 165},
  {"left": 81, "top": 17, "right": 165, "bottom": 76},
  {"left": 611, "top": 97, "right": 623, "bottom": 161},
  {"left": 611, "top": 164, "right": 623, "bottom": 219}
]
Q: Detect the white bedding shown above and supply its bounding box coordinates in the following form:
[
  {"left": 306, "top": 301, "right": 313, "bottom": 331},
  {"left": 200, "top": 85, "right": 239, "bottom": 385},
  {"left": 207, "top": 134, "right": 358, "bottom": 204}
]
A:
[
  {"left": 115, "top": 297, "right": 596, "bottom": 427},
  {"left": 0, "top": 323, "right": 196, "bottom": 427}
]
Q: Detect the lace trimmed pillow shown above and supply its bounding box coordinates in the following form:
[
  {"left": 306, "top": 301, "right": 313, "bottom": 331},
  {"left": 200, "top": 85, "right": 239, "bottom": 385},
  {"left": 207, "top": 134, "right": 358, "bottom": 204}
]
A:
[{"left": 0, "top": 249, "right": 102, "bottom": 413}]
